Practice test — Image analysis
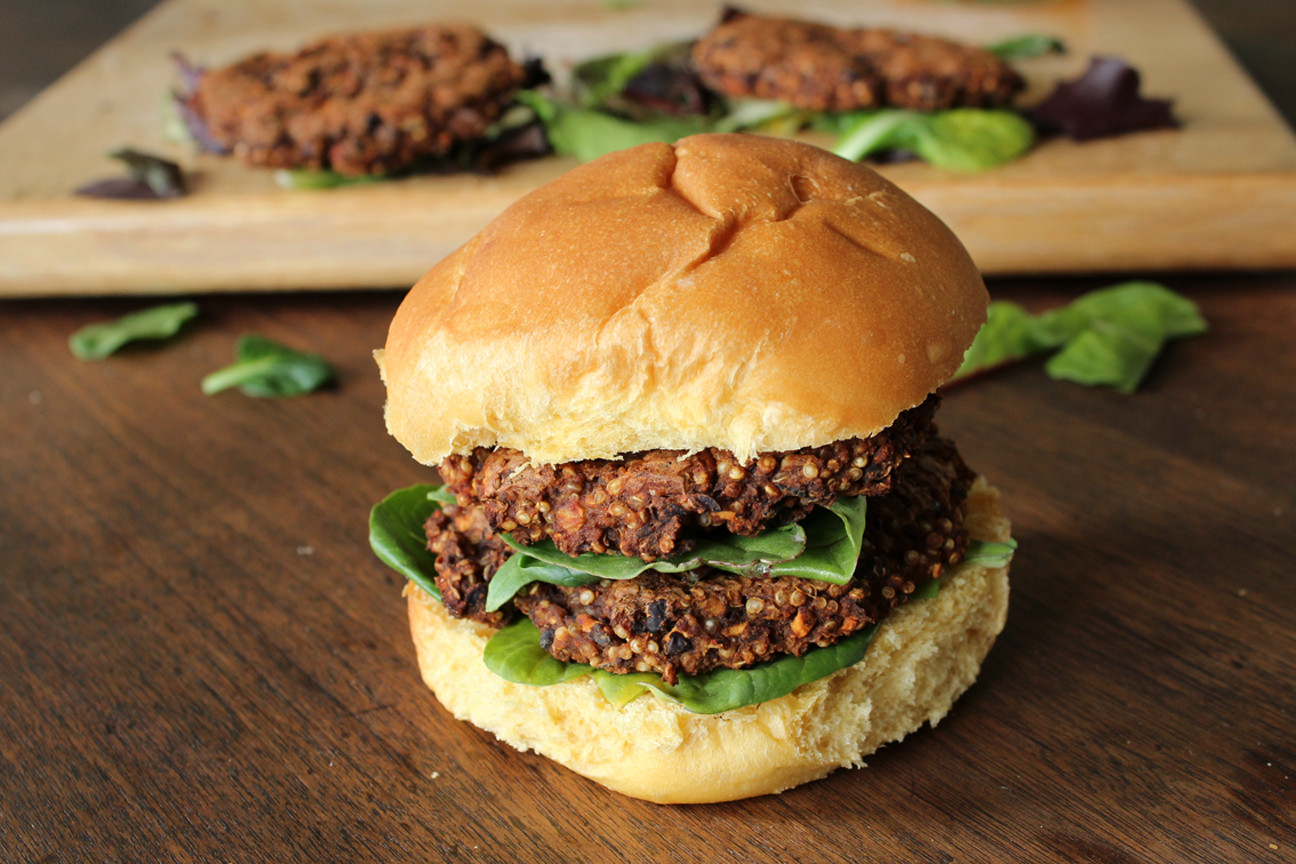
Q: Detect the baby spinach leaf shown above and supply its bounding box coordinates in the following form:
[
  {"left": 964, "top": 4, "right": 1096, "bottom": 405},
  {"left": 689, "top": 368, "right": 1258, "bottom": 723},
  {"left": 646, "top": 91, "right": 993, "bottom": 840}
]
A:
[
  {"left": 572, "top": 49, "right": 660, "bottom": 108},
  {"left": 502, "top": 519, "right": 806, "bottom": 578},
  {"left": 951, "top": 281, "right": 1208, "bottom": 392},
  {"left": 987, "top": 34, "right": 1066, "bottom": 60},
  {"left": 831, "top": 108, "right": 1035, "bottom": 172},
  {"left": 480, "top": 530, "right": 1017, "bottom": 715},
  {"left": 633, "top": 625, "right": 877, "bottom": 714},
  {"left": 486, "top": 497, "right": 868, "bottom": 609},
  {"left": 713, "top": 99, "right": 816, "bottom": 135},
  {"left": 483, "top": 618, "right": 595, "bottom": 686},
  {"left": 910, "top": 579, "right": 940, "bottom": 600},
  {"left": 68, "top": 301, "right": 199, "bottom": 360},
  {"left": 486, "top": 554, "right": 600, "bottom": 612},
  {"left": 201, "top": 334, "right": 337, "bottom": 397},
  {"left": 515, "top": 90, "right": 708, "bottom": 162},
  {"left": 769, "top": 496, "right": 867, "bottom": 584},
  {"left": 274, "top": 169, "right": 387, "bottom": 190},
  {"left": 591, "top": 670, "right": 662, "bottom": 707},
  {"left": 962, "top": 538, "right": 1018, "bottom": 568},
  {"left": 368, "top": 485, "right": 454, "bottom": 600},
  {"left": 484, "top": 523, "right": 805, "bottom": 611},
  {"left": 373, "top": 481, "right": 1015, "bottom": 716},
  {"left": 485, "top": 616, "right": 877, "bottom": 714}
]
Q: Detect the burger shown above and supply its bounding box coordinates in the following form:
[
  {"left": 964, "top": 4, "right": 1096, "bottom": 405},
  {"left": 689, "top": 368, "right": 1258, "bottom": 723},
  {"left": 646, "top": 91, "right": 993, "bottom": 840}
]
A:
[{"left": 370, "top": 132, "right": 1014, "bottom": 804}]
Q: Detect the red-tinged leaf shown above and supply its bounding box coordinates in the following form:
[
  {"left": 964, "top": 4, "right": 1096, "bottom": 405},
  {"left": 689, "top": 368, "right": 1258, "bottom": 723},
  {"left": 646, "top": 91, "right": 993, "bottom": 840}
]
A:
[{"left": 1029, "top": 55, "right": 1178, "bottom": 141}]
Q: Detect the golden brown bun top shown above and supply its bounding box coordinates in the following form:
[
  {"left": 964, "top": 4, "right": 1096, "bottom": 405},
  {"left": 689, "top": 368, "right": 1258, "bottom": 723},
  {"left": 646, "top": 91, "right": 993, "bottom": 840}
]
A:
[{"left": 382, "top": 133, "right": 987, "bottom": 465}]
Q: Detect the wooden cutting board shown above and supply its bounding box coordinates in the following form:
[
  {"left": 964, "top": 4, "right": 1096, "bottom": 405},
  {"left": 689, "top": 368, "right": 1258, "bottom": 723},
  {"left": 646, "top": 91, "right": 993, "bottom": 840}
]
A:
[{"left": 0, "top": 0, "right": 1293, "bottom": 296}]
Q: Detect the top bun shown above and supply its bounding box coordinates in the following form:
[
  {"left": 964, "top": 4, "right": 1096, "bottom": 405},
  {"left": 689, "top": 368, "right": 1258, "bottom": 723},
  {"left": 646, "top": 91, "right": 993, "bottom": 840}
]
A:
[{"left": 382, "top": 133, "right": 987, "bottom": 466}]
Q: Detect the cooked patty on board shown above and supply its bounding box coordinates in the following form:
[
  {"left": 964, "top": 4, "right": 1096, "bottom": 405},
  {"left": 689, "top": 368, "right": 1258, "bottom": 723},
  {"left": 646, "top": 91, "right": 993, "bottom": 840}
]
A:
[
  {"left": 183, "top": 24, "right": 527, "bottom": 174},
  {"left": 692, "top": 11, "right": 1024, "bottom": 112}
]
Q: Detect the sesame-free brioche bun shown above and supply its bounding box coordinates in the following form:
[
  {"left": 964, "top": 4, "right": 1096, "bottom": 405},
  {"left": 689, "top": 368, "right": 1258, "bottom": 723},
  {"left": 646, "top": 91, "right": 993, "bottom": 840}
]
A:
[
  {"left": 381, "top": 132, "right": 987, "bottom": 466},
  {"left": 407, "top": 478, "right": 1010, "bottom": 805}
]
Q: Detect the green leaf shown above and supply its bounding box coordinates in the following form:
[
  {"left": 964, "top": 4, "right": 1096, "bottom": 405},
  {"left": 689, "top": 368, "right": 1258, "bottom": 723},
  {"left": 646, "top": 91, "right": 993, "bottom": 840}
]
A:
[
  {"left": 405, "top": 475, "right": 1011, "bottom": 715},
  {"left": 68, "top": 301, "right": 199, "bottom": 360},
  {"left": 479, "top": 530, "right": 1016, "bottom": 714},
  {"left": 911, "top": 110, "right": 1037, "bottom": 172},
  {"left": 830, "top": 110, "right": 919, "bottom": 161},
  {"left": 952, "top": 281, "right": 1208, "bottom": 391},
  {"left": 591, "top": 670, "right": 663, "bottom": 707},
  {"left": 368, "top": 485, "right": 451, "bottom": 600},
  {"left": 572, "top": 50, "right": 659, "bottom": 108},
  {"left": 910, "top": 579, "right": 940, "bottom": 601},
  {"left": 713, "top": 99, "right": 813, "bottom": 135},
  {"left": 201, "top": 334, "right": 337, "bottom": 397},
  {"left": 986, "top": 33, "right": 1066, "bottom": 60},
  {"left": 485, "top": 497, "right": 868, "bottom": 610},
  {"left": 962, "top": 538, "right": 1018, "bottom": 568},
  {"left": 769, "top": 496, "right": 867, "bottom": 584},
  {"left": 633, "top": 625, "right": 877, "bottom": 714},
  {"left": 274, "top": 169, "right": 386, "bottom": 190},
  {"left": 516, "top": 90, "right": 708, "bottom": 162},
  {"left": 485, "top": 616, "right": 877, "bottom": 714},
  {"left": 483, "top": 617, "right": 595, "bottom": 686},
  {"left": 486, "top": 554, "right": 601, "bottom": 612},
  {"left": 831, "top": 108, "right": 1034, "bottom": 171}
]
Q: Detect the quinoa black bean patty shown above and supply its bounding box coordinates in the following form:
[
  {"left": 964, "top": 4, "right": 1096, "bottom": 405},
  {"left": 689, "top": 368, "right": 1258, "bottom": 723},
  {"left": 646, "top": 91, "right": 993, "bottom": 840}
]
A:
[
  {"left": 426, "top": 434, "right": 974, "bottom": 685},
  {"left": 692, "top": 11, "right": 1024, "bottom": 112},
  {"left": 439, "top": 395, "right": 938, "bottom": 563},
  {"left": 183, "top": 24, "right": 528, "bottom": 175}
]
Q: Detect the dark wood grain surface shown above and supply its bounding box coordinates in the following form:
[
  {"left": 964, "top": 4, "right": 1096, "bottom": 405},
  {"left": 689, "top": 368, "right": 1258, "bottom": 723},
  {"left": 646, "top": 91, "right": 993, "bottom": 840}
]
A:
[{"left": 2, "top": 4, "right": 1294, "bottom": 863}]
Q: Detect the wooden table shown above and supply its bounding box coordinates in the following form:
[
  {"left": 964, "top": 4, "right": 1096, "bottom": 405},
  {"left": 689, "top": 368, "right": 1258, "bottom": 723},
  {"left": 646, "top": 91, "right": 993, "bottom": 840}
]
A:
[{"left": 2, "top": 3, "right": 1293, "bottom": 862}]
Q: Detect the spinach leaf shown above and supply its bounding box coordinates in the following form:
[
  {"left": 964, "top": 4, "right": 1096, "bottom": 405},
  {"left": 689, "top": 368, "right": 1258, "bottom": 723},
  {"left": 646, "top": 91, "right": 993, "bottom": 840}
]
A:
[
  {"left": 481, "top": 530, "right": 1019, "bottom": 715},
  {"left": 373, "top": 481, "right": 1015, "bottom": 715},
  {"left": 274, "top": 169, "right": 386, "bottom": 191},
  {"left": 483, "top": 617, "right": 595, "bottom": 686},
  {"left": 484, "top": 522, "right": 806, "bottom": 611},
  {"left": 951, "top": 281, "right": 1208, "bottom": 392},
  {"left": 713, "top": 99, "right": 815, "bottom": 135},
  {"left": 485, "top": 616, "right": 877, "bottom": 714},
  {"left": 986, "top": 34, "right": 1066, "bottom": 60},
  {"left": 201, "top": 334, "right": 337, "bottom": 397},
  {"left": 68, "top": 301, "right": 199, "bottom": 360},
  {"left": 368, "top": 485, "right": 455, "bottom": 599},
  {"left": 485, "top": 496, "right": 868, "bottom": 610},
  {"left": 769, "top": 496, "right": 867, "bottom": 584},
  {"left": 831, "top": 108, "right": 1035, "bottom": 172},
  {"left": 486, "top": 554, "right": 600, "bottom": 612},
  {"left": 963, "top": 538, "right": 1018, "bottom": 568},
  {"left": 572, "top": 49, "right": 660, "bottom": 108},
  {"left": 515, "top": 90, "right": 708, "bottom": 162},
  {"left": 632, "top": 625, "right": 877, "bottom": 714}
]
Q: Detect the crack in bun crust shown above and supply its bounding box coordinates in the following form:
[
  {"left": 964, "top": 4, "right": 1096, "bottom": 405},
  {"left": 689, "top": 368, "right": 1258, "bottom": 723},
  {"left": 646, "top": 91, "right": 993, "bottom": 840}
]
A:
[{"left": 381, "top": 133, "right": 987, "bottom": 466}]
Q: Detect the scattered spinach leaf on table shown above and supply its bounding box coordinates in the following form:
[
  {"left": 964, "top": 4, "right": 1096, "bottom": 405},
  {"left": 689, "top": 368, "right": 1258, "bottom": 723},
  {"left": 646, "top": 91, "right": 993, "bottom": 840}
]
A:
[
  {"left": 952, "top": 281, "right": 1208, "bottom": 392},
  {"left": 68, "top": 301, "right": 199, "bottom": 360},
  {"left": 201, "top": 334, "right": 336, "bottom": 397}
]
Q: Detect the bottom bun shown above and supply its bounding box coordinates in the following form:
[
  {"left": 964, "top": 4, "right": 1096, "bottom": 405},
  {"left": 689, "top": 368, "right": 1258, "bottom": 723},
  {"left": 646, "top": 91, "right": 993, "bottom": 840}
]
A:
[{"left": 407, "top": 477, "right": 1011, "bottom": 804}]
